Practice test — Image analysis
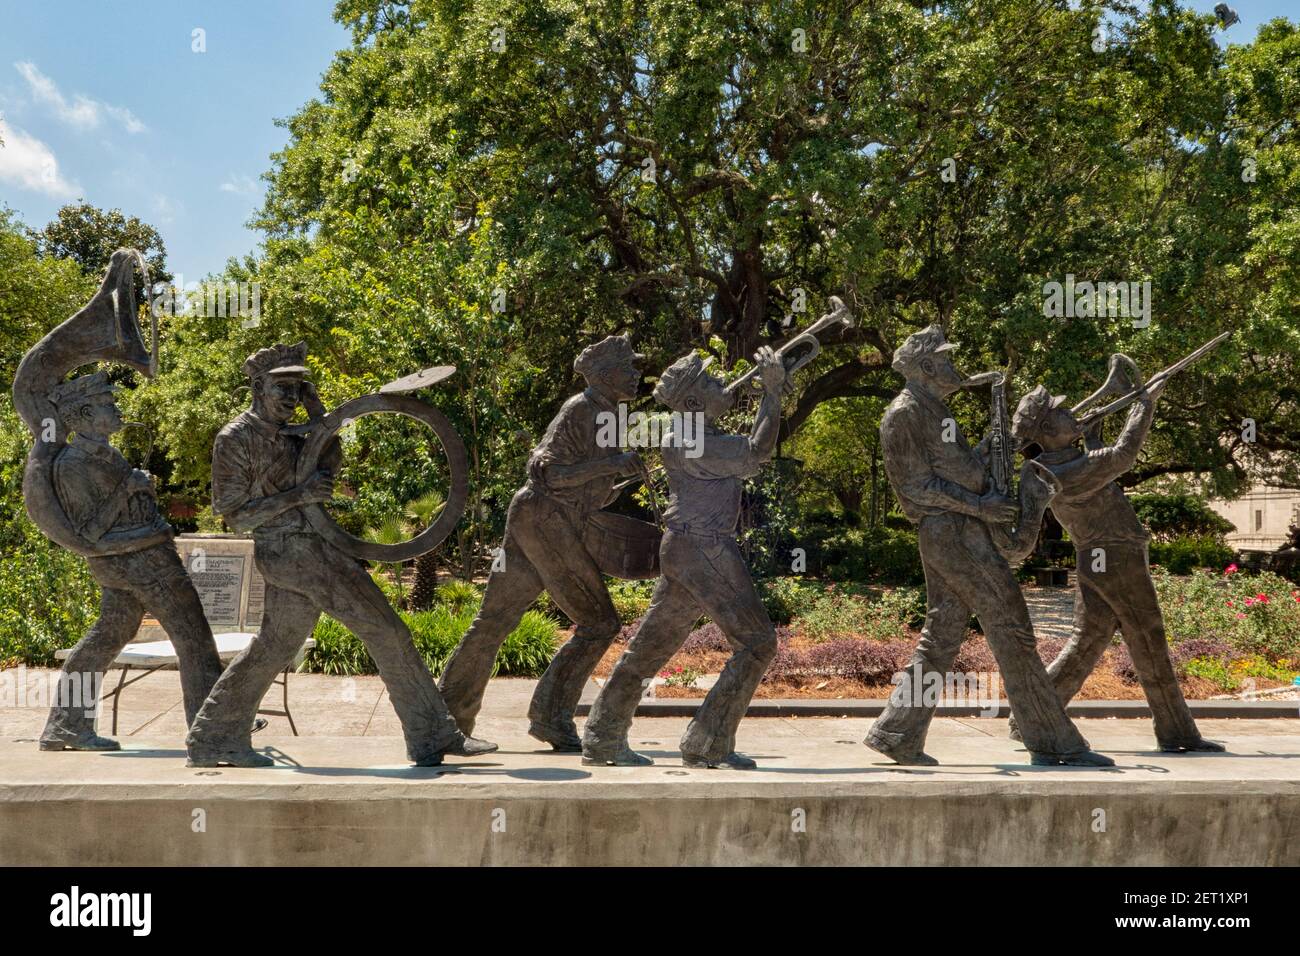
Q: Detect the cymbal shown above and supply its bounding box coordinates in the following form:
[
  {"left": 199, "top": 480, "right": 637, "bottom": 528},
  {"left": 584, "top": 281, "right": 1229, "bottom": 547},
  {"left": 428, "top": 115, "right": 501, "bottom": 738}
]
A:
[{"left": 379, "top": 365, "right": 457, "bottom": 394}]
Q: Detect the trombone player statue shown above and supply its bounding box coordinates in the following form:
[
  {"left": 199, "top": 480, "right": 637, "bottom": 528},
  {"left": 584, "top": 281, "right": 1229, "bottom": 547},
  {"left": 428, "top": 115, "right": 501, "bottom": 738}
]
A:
[
  {"left": 1006, "top": 340, "right": 1228, "bottom": 753},
  {"left": 867, "top": 325, "right": 1112, "bottom": 766}
]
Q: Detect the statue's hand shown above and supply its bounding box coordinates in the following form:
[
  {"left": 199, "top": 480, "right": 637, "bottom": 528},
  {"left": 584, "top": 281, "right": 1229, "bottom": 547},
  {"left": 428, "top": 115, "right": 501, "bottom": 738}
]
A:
[
  {"left": 978, "top": 491, "right": 1018, "bottom": 524},
  {"left": 301, "top": 469, "right": 335, "bottom": 503},
  {"left": 301, "top": 381, "right": 328, "bottom": 419}
]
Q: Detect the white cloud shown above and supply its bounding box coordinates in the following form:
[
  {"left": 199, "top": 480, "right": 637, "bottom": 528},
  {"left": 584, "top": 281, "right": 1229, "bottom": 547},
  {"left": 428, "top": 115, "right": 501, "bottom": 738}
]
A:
[
  {"left": 151, "top": 193, "right": 182, "bottom": 225},
  {"left": 220, "top": 173, "right": 260, "bottom": 196},
  {"left": 0, "top": 117, "right": 80, "bottom": 197},
  {"left": 14, "top": 61, "right": 146, "bottom": 134}
]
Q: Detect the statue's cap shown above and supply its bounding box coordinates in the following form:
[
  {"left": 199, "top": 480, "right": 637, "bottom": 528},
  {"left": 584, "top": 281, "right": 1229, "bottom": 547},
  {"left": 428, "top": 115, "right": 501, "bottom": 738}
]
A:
[
  {"left": 1011, "top": 384, "right": 1068, "bottom": 443},
  {"left": 892, "top": 325, "right": 956, "bottom": 373},
  {"left": 653, "top": 352, "right": 715, "bottom": 409},
  {"left": 242, "top": 342, "right": 309, "bottom": 380},
  {"left": 573, "top": 334, "right": 646, "bottom": 378},
  {"left": 48, "top": 371, "right": 120, "bottom": 409}
]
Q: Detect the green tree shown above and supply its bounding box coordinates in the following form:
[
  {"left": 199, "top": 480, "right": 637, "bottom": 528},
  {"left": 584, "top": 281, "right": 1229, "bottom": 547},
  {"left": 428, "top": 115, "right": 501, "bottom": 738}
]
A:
[{"left": 33, "top": 202, "right": 171, "bottom": 286}]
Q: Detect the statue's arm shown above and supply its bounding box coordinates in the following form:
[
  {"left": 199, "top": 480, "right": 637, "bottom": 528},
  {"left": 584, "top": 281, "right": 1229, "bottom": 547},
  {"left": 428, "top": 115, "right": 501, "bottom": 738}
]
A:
[
  {"left": 212, "top": 432, "right": 319, "bottom": 533},
  {"left": 881, "top": 413, "right": 985, "bottom": 517},
  {"left": 531, "top": 402, "right": 637, "bottom": 488},
  {"left": 1074, "top": 398, "right": 1154, "bottom": 494}
]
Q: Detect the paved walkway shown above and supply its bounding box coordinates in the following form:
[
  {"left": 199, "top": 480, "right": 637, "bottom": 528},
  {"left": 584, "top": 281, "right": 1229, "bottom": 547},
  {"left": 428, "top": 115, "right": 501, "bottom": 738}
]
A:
[{"left": 1022, "top": 579, "right": 1076, "bottom": 639}]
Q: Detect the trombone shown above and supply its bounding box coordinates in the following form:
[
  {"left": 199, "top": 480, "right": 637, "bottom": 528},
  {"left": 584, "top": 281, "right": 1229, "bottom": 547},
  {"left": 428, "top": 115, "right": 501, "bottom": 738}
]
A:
[{"left": 724, "top": 296, "right": 854, "bottom": 394}]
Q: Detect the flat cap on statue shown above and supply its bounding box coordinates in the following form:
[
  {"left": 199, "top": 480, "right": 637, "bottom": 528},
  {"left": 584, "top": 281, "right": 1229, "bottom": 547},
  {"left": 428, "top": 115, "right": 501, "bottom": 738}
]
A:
[
  {"left": 891, "top": 324, "right": 957, "bottom": 373},
  {"left": 573, "top": 334, "right": 646, "bottom": 378},
  {"left": 652, "top": 352, "right": 715, "bottom": 409},
  {"left": 1011, "top": 385, "right": 1068, "bottom": 445},
  {"left": 48, "top": 371, "right": 121, "bottom": 410},
  {"left": 241, "top": 342, "right": 310, "bottom": 381}
]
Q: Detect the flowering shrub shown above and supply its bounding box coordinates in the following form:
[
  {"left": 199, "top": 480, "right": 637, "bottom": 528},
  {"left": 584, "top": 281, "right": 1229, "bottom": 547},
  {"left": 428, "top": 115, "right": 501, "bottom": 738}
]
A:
[
  {"left": 1154, "top": 567, "right": 1300, "bottom": 661},
  {"left": 796, "top": 585, "right": 923, "bottom": 643},
  {"left": 659, "top": 664, "right": 703, "bottom": 688}
]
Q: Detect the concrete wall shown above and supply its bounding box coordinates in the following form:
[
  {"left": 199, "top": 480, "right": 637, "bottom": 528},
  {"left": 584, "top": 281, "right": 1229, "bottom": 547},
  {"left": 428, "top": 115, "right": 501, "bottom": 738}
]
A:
[
  {"left": 1209, "top": 485, "right": 1300, "bottom": 552},
  {"left": 3, "top": 781, "right": 1297, "bottom": 866}
]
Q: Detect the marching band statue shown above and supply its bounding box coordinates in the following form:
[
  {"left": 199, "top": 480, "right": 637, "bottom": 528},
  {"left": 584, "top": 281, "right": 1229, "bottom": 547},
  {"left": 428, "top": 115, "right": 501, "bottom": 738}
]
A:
[
  {"left": 12, "top": 250, "right": 225, "bottom": 752},
  {"left": 38, "top": 373, "right": 224, "bottom": 751},
  {"left": 867, "top": 325, "right": 1113, "bottom": 767},
  {"left": 185, "top": 343, "right": 496, "bottom": 767},
  {"left": 1008, "top": 379, "right": 1224, "bottom": 753},
  {"left": 582, "top": 347, "right": 786, "bottom": 768},
  {"left": 438, "top": 335, "right": 648, "bottom": 751}
]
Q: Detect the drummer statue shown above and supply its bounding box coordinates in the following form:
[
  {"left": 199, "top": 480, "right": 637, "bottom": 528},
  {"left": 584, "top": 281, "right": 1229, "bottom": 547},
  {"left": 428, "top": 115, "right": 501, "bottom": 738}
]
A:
[
  {"left": 186, "top": 342, "right": 496, "bottom": 767},
  {"left": 439, "top": 334, "right": 647, "bottom": 751}
]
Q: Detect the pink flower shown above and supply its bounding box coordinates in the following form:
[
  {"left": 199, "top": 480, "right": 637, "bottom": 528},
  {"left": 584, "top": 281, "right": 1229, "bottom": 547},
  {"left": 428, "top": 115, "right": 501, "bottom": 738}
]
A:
[
  {"left": 1244, "top": 597, "right": 1255, "bottom": 606},
  {"left": 1225, "top": 563, "right": 1239, "bottom": 575},
  {"left": 1257, "top": 593, "right": 1269, "bottom": 604},
  {"left": 1226, "top": 600, "right": 1234, "bottom": 607},
  {"left": 1236, "top": 613, "right": 1247, "bottom": 619}
]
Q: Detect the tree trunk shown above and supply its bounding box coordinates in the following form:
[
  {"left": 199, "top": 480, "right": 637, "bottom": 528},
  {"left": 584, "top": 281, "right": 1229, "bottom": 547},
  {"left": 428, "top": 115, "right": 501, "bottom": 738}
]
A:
[{"left": 409, "top": 553, "right": 440, "bottom": 611}]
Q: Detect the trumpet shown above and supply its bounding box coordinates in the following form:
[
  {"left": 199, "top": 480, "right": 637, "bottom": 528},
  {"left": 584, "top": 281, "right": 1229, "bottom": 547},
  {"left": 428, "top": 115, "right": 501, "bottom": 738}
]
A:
[{"left": 725, "top": 296, "right": 854, "bottom": 394}]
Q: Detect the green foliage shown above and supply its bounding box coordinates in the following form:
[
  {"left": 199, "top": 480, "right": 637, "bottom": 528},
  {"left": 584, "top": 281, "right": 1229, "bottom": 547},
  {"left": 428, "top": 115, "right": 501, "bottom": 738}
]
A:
[
  {"left": 795, "top": 584, "right": 923, "bottom": 644},
  {"left": 433, "top": 578, "right": 482, "bottom": 614},
  {"left": 608, "top": 579, "right": 654, "bottom": 624},
  {"left": 660, "top": 665, "right": 703, "bottom": 689},
  {"left": 0, "top": 533, "right": 100, "bottom": 667},
  {"left": 304, "top": 600, "right": 559, "bottom": 677},
  {"left": 1148, "top": 535, "right": 1236, "bottom": 575},
  {"left": 32, "top": 202, "right": 170, "bottom": 286},
  {"left": 809, "top": 523, "right": 925, "bottom": 585},
  {"left": 1130, "top": 493, "right": 1235, "bottom": 542},
  {"left": 757, "top": 576, "right": 824, "bottom": 624},
  {"left": 1154, "top": 568, "right": 1300, "bottom": 660}
]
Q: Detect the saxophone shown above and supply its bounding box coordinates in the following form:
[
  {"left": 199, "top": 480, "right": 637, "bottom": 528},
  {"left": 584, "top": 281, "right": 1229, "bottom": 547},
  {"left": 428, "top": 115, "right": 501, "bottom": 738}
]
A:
[{"left": 963, "top": 371, "right": 1058, "bottom": 563}]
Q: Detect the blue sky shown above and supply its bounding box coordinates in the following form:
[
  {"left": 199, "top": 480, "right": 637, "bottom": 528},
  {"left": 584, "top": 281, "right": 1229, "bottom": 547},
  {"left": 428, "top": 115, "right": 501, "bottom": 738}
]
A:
[
  {"left": 0, "top": 2, "right": 1293, "bottom": 282},
  {"left": 0, "top": 1, "right": 347, "bottom": 282}
]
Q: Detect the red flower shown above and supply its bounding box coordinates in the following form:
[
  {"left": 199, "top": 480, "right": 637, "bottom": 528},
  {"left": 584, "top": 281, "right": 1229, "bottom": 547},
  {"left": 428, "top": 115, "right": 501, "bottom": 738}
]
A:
[
  {"left": 1225, "top": 564, "right": 1238, "bottom": 575},
  {"left": 1236, "top": 613, "right": 1247, "bottom": 620},
  {"left": 1256, "top": 593, "right": 1269, "bottom": 604}
]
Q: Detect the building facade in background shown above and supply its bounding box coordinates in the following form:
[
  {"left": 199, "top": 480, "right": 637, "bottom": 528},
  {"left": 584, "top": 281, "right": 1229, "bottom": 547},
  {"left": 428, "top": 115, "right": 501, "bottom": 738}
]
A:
[{"left": 1209, "top": 485, "right": 1300, "bottom": 552}]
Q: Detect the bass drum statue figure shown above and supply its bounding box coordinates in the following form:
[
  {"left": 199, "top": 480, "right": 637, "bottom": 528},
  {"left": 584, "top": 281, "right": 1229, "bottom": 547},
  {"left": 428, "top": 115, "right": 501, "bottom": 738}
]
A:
[
  {"left": 12, "top": 250, "right": 224, "bottom": 752},
  {"left": 185, "top": 343, "right": 496, "bottom": 768}
]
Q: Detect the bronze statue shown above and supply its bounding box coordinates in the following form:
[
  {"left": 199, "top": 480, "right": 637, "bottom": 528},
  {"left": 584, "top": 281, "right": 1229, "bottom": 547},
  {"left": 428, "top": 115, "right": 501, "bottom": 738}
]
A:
[
  {"left": 185, "top": 343, "right": 495, "bottom": 767},
  {"left": 12, "top": 251, "right": 224, "bottom": 752},
  {"left": 438, "top": 335, "right": 648, "bottom": 751},
  {"left": 583, "top": 346, "right": 787, "bottom": 769},
  {"left": 1008, "top": 366, "right": 1224, "bottom": 753},
  {"left": 867, "top": 325, "right": 1113, "bottom": 767}
]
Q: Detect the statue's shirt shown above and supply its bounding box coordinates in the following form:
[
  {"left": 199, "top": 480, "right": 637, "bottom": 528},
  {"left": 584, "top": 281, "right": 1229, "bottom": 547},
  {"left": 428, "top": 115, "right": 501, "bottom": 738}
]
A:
[
  {"left": 1034, "top": 399, "right": 1153, "bottom": 549},
  {"left": 52, "top": 436, "right": 159, "bottom": 542},
  {"left": 526, "top": 387, "right": 622, "bottom": 515},
  {"left": 211, "top": 410, "right": 309, "bottom": 532},
  {"left": 661, "top": 425, "right": 764, "bottom": 536},
  {"left": 880, "top": 383, "right": 988, "bottom": 523}
]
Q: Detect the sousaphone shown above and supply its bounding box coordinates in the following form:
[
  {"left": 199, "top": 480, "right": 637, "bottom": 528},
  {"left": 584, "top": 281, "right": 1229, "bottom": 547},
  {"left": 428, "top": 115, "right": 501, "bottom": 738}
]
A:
[{"left": 12, "top": 249, "right": 157, "bottom": 556}]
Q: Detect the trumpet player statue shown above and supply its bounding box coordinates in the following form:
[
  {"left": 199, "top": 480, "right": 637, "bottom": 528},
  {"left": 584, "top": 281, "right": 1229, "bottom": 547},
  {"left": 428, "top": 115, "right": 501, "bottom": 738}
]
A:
[
  {"left": 186, "top": 343, "right": 496, "bottom": 767},
  {"left": 438, "top": 334, "right": 648, "bottom": 751},
  {"left": 1008, "top": 372, "right": 1223, "bottom": 753},
  {"left": 867, "top": 325, "right": 1112, "bottom": 766},
  {"left": 583, "top": 346, "right": 786, "bottom": 769}
]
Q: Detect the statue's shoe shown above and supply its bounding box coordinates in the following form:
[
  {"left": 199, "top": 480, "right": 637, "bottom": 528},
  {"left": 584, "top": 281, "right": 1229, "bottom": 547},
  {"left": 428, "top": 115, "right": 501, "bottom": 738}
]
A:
[
  {"left": 413, "top": 734, "right": 498, "bottom": 766},
  {"left": 1030, "top": 750, "right": 1115, "bottom": 767},
  {"left": 528, "top": 720, "right": 583, "bottom": 752},
  {"left": 582, "top": 744, "right": 654, "bottom": 767},
  {"left": 863, "top": 733, "right": 939, "bottom": 766},
  {"left": 39, "top": 733, "right": 120, "bottom": 752},
  {"left": 1159, "top": 737, "right": 1226, "bottom": 753},
  {"left": 185, "top": 747, "right": 275, "bottom": 768},
  {"left": 1008, "top": 721, "right": 1023, "bottom": 743},
  {"left": 681, "top": 750, "right": 758, "bottom": 770}
]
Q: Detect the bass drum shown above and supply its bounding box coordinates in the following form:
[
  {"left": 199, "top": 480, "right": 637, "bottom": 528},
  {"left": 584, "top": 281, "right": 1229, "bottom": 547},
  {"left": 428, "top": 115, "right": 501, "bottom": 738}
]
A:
[{"left": 583, "top": 510, "right": 662, "bottom": 580}]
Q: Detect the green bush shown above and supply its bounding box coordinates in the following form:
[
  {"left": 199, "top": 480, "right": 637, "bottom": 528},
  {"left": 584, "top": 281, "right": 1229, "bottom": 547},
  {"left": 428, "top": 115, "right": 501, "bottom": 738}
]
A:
[
  {"left": 305, "top": 600, "right": 560, "bottom": 677},
  {"left": 608, "top": 579, "right": 655, "bottom": 624},
  {"left": 1130, "top": 493, "right": 1235, "bottom": 542},
  {"left": 434, "top": 578, "right": 482, "bottom": 614},
  {"left": 795, "top": 584, "right": 923, "bottom": 643},
  {"left": 812, "top": 524, "right": 924, "bottom": 585},
  {"left": 0, "top": 536, "right": 100, "bottom": 667},
  {"left": 757, "top": 576, "right": 824, "bottom": 624},
  {"left": 1154, "top": 568, "right": 1300, "bottom": 661},
  {"left": 1148, "top": 535, "right": 1235, "bottom": 575}
]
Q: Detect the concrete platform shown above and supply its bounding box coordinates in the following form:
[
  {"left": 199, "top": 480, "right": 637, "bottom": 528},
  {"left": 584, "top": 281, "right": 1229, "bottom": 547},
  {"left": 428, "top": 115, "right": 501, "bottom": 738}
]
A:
[{"left": 3, "top": 715, "right": 1298, "bottom": 866}]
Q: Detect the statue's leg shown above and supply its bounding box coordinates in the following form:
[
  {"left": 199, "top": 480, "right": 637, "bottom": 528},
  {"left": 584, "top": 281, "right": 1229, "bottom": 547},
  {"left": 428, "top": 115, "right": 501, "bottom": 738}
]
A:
[
  {"left": 131, "top": 545, "right": 223, "bottom": 727},
  {"left": 315, "top": 545, "right": 464, "bottom": 762},
  {"left": 866, "top": 516, "right": 970, "bottom": 764},
  {"left": 515, "top": 504, "right": 620, "bottom": 748},
  {"left": 40, "top": 582, "right": 143, "bottom": 750},
  {"left": 438, "top": 529, "right": 542, "bottom": 735},
  {"left": 678, "top": 539, "right": 776, "bottom": 767},
  {"left": 1106, "top": 546, "right": 1211, "bottom": 750},
  {"left": 944, "top": 519, "right": 1096, "bottom": 763},
  {"left": 1009, "top": 574, "right": 1116, "bottom": 741},
  {"left": 583, "top": 573, "right": 700, "bottom": 763},
  {"left": 186, "top": 583, "right": 316, "bottom": 766}
]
